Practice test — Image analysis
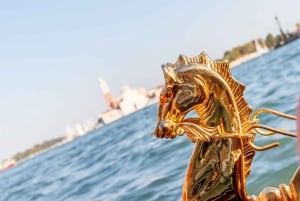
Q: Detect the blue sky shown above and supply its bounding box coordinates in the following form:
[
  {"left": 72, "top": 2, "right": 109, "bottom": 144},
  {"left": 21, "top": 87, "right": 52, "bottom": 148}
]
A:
[{"left": 0, "top": 0, "right": 299, "bottom": 160}]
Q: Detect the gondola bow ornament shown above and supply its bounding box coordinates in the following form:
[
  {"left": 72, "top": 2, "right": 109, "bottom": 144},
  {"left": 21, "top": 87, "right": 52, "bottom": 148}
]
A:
[{"left": 153, "top": 52, "right": 300, "bottom": 201}]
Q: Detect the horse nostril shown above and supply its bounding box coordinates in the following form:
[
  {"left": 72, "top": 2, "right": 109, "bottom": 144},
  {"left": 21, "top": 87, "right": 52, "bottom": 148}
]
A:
[
  {"left": 159, "top": 122, "right": 168, "bottom": 129},
  {"left": 154, "top": 122, "right": 170, "bottom": 138},
  {"left": 160, "top": 122, "right": 172, "bottom": 137},
  {"left": 159, "top": 122, "right": 168, "bottom": 130}
]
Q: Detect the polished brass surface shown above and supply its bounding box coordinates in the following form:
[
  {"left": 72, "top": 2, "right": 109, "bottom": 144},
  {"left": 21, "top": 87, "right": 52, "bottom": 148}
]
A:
[{"left": 153, "top": 52, "right": 299, "bottom": 201}]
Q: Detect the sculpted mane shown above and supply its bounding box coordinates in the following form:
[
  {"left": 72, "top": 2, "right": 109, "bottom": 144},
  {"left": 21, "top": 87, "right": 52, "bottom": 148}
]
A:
[
  {"left": 174, "top": 52, "right": 256, "bottom": 190},
  {"left": 174, "top": 52, "right": 253, "bottom": 128}
]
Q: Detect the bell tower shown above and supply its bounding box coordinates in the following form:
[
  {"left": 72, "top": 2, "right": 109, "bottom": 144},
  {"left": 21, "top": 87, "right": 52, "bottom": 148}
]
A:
[{"left": 97, "top": 77, "right": 114, "bottom": 109}]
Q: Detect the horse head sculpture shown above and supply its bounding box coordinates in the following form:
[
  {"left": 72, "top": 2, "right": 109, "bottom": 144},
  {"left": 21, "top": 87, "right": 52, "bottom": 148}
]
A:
[{"left": 154, "top": 52, "right": 299, "bottom": 201}]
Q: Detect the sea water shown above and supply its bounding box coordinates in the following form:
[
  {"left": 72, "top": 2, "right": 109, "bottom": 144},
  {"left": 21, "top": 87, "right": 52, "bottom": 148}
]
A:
[{"left": 1, "top": 39, "right": 300, "bottom": 201}]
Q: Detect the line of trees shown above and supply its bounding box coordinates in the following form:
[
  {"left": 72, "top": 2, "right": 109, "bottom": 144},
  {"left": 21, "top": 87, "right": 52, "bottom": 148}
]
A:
[
  {"left": 12, "top": 137, "right": 65, "bottom": 162},
  {"left": 223, "top": 31, "right": 294, "bottom": 62},
  {"left": 223, "top": 40, "right": 258, "bottom": 62}
]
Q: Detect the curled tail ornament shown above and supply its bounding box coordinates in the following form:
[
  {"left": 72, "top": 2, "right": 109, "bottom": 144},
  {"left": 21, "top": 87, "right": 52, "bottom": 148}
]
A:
[{"left": 153, "top": 52, "right": 300, "bottom": 201}]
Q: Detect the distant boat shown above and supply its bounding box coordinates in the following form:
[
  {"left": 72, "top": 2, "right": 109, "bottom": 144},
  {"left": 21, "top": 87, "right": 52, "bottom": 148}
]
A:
[
  {"left": 0, "top": 159, "right": 15, "bottom": 172},
  {"left": 274, "top": 35, "right": 300, "bottom": 49}
]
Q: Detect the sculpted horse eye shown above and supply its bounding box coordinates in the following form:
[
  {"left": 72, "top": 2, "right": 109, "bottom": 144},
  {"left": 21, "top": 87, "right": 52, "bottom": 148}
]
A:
[
  {"left": 166, "top": 88, "right": 173, "bottom": 99},
  {"left": 160, "top": 88, "right": 173, "bottom": 103}
]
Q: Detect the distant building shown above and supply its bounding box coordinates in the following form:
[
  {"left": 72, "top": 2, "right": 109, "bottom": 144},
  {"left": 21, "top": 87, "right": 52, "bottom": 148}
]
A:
[
  {"left": 98, "top": 109, "right": 123, "bottom": 125},
  {"left": 119, "top": 85, "right": 148, "bottom": 115},
  {"left": 97, "top": 78, "right": 162, "bottom": 125},
  {"left": 63, "top": 78, "right": 162, "bottom": 141}
]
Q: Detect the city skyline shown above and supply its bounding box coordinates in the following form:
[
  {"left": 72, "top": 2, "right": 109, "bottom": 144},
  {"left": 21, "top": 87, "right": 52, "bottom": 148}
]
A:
[{"left": 0, "top": 0, "right": 300, "bottom": 160}]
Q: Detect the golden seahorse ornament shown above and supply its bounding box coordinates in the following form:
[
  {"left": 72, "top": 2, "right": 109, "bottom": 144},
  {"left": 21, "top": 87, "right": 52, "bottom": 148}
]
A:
[{"left": 153, "top": 52, "right": 300, "bottom": 201}]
